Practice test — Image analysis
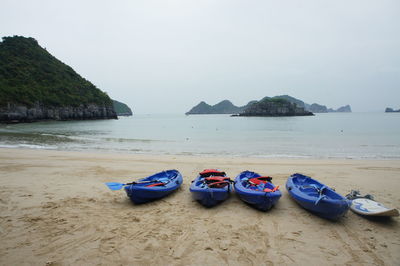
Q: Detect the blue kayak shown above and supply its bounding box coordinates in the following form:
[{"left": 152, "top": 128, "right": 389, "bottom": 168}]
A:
[
  {"left": 190, "top": 169, "right": 232, "bottom": 207},
  {"left": 124, "top": 170, "right": 183, "bottom": 204},
  {"left": 286, "top": 173, "right": 350, "bottom": 220},
  {"left": 234, "top": 171, "right": 282, "bottom": 211}
]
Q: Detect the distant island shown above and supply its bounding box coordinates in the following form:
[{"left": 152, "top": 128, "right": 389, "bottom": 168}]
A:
[
  {"left": 186, "top": 95, "right": 351, "bottom": 115},
  {"left": 239, "top": 97, "right": 313, "bottom": 117},
  {"left": 385, "top": 107, "right": 400, "bottom": 113},
  {"left": 276, "top": 95, "right": 351, "bottom": 113},
  {"left": 0, "top": 36, "right": 121, "bottom": 123},
  {"left": 186, "top": 100, "right": 256, "bottom": 115},
  {"left": 112, "top": 100, "right": 133, "bottom": 116}
]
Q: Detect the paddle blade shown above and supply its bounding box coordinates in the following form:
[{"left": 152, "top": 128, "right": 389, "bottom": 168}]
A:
[{"left": 105, "top": 182, "right": 125, "bottom": 191}]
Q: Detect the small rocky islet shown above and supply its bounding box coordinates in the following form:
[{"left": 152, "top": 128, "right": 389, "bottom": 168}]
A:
[
  {"left": 238, "top": 98, "right": 313, "bottom": 117},
  {"left": 385, "top": 107, "right": 400, "bottom": 113}
]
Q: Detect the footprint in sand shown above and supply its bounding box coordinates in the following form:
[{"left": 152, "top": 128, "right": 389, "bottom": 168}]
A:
[
  {"left": 291, "top": 230, "right": 302, "bottom": 236},
  {"left": 237, "top": 248, "right": 255, "bottom": 265},
  {"left": 99, "top": 237, "right": 117, "bottom": 254}
]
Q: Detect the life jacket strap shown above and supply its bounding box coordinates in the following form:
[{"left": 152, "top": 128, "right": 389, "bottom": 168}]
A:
[
  {"left": 146, "top": 182, "right": 165, "bottom": 187},
  {"left": 208, "top": 181, "right": 230, "bottom": 188},
  {"left": 205, "top": 176, "right": 230, "bottom": 183},
  {"left": 263, "top": 186, "right": 280, "bottom": 193}
]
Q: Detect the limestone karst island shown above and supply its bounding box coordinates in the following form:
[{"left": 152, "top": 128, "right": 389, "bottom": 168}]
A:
[
  {"left": 0, "top": 36, "right": 132, "bottom": 123},
  {"left": 186, "top": 95, "right": 351, "bottom": 116}
]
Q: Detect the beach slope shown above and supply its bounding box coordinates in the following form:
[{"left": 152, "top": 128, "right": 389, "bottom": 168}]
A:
[{"left": 0, "top": 148, "right": 399, "bottom": 265}]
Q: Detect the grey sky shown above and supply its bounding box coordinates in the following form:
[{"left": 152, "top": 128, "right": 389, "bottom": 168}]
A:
[{"left": 1, "top": 0, "right": 399, "bottom": 113}]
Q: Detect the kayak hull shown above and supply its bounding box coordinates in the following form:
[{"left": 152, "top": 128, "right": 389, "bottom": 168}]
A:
[
  {"left": 234, "top": 171, "right": 281, "bottom": 211},
  {"left": 286, "top": 173, "right": 350, "bottom": 220},
  {"left": 124, "top": 170, "right": 183, "bottom": 204},
  {"left": 190, "top": 175, "right": 230, "bottom": 207}
]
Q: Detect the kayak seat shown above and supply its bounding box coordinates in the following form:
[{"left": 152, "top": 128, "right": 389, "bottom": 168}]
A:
[{"left": 299, "top": 184, "right": 324, "bottom": 195}]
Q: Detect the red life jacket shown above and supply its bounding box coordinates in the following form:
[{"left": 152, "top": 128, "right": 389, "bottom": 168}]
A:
[
  {"left": 204, "top": 175, "right": 231, "bottom": 188},
  {"left": 199, "top": 169, "right": 230, "bottom": 188},
  {"left": 199, "top": 169, "right": 226, "bottom": 177},
  {"left": 248, "top": 176, "right": 272, "bottom": 185},
  {"left": 248, "top": 176, "right": 279, "bottom": 192}
]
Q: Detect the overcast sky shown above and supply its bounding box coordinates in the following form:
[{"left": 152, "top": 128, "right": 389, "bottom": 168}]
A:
[{"left": 1, "top": 0, "right": 399, "bottom": 113}]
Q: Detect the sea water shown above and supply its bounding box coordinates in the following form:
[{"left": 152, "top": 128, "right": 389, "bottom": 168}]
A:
[{"left": 1, "top": 113, "right": 400, "bottom": 159}]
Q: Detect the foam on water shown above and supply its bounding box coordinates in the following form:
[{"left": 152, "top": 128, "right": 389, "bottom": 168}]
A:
[{"left": 0, "top": 143, "right": 57, "bottom": 150}]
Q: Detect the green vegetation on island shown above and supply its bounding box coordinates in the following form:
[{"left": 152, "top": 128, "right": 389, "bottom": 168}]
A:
[
  {"left": 185, "top": 100, "right": 254, "bottom": 115},
  {"left": 239, "top": 97, "right": 314, "bottom": 117},
  {"left": 0, "top": 36, "right": 117, "bottom": 122},
  {"left": 0, "top": 36, "right": 112, "bottom": 107},
  {"left": 271, "top": 95, "right": 351, "bottom": 113},
  {"left": 186, "top": 95, "right": 351, "bottom": 115}
]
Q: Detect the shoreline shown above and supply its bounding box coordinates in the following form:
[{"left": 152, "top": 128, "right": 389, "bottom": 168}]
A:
[
  {"left": 1, "top": 146, "right": 399, "bottom": 161},
  {"left": 1, "top": 148, "right": 399, "bottom": 265}
]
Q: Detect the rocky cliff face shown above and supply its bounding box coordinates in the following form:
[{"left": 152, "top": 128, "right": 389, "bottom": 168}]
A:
[
  {"left": 0, "top": 103, "right": 117, "bottom": 123},
  {"left": 328, "top": 105, "right": 352, "bottom": 112},
  {"left": 308, "top": 103, "right": 328, "bottom": 113},
  {"left": 272, "top": 95, "right": 352, "bottom": 113},
  {"left": 336, "top": 105, "right": 352, "bottom": 112},
  {"left": 239, "top": 99, "right": 314, "bottom": 117}
]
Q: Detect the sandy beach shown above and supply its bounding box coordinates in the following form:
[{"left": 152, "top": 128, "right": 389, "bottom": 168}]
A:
[{"left": 0, "top": 148, "right": 399, "bottom": 265}]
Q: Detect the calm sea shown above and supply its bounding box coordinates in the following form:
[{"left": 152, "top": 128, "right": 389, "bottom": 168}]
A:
[{"left": 1, "top": 113, "right": 400, "bottom": 159}]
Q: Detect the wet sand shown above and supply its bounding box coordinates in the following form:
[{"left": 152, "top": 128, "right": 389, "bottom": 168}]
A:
[{"left": 0, "top": 148, "right": 399, "bottom": 265}]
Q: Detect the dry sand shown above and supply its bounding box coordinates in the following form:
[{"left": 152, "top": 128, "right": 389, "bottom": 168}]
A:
[{"left": 0, "top": 148, "right": 399, "bottom": 265}]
